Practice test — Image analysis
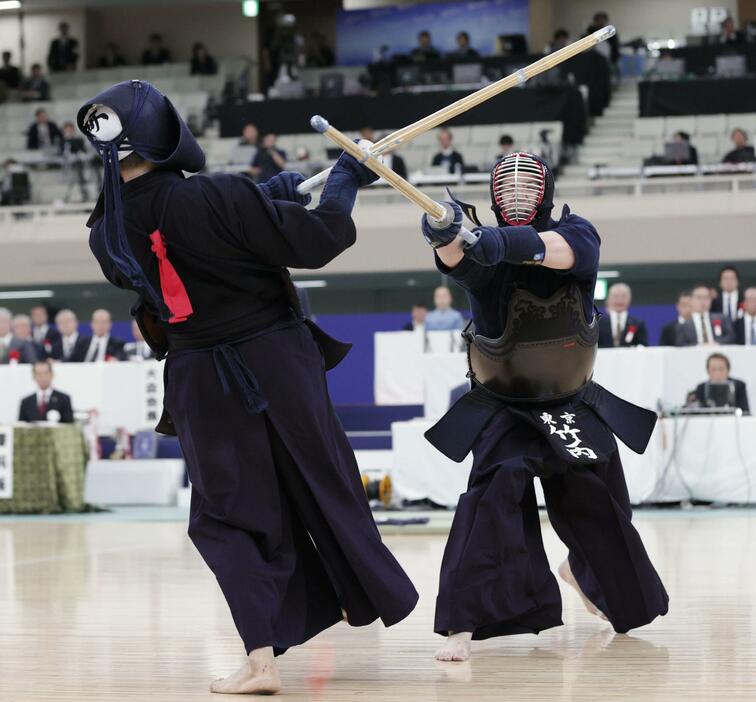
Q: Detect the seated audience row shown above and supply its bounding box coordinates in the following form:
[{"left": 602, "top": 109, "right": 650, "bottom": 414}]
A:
[
  {"left": 600, "top": 266, "right": 755, "bottom": 348},
  {"left": 0, "top": 306, "right": 153, "bottom": 364}
]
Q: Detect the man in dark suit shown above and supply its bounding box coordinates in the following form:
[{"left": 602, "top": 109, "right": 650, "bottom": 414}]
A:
[
  {"left": 26, "top": 108, "right": 62, "bottom": 151},
  {"left": 403, "top": 303, "right": 428, "bottom": 331},
  {"left": 79, "top": 308, "right": 125, "bottom": 362},
  {"left": 680, "top": 284, "right": 735, "bottom": 346},
  {"left": 0, "top": 307, "right": 41, "bottom": 363},
  {"left": 691, "top": 353, "right": 750, "bottom": 414},
  {"left": 0, "top": 51, "right": 21, "bottom": 89},
  {"left": 123, "top": 319, "right": 156, "bottom": 360},
  {"left": 659, "top": 290, "right": 693, "bottom": 346},
  {"left": 18, "top": 360, "right": 75, "bottom": 423},
  {"left": 47, "top": 22, "right": 79, "bottom": 72},
  {"left": 734, "top": 287, "right": 756, "bottom": 346},
  {"left": 710, "top": 265, "right": 743, "bottom": 323},
  {"left": 11, "top": 314, "right": 46, "bottom": 361},
  {"left": 598, "top": 282, "right": 648, "bottom": 347},
  {"left": 431, "top": 128, "right": 465, "bottom": 175},
  {"left": 31, "top": 304, "right": 62, "bottom": 358},
  {"left": 55, "top": 308, "right": 89, "bottom": 362}
]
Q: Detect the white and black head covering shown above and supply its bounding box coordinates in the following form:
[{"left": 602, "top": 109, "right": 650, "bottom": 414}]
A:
[{"left": 77, "top": 80, "right": 205, "bottom": 319}]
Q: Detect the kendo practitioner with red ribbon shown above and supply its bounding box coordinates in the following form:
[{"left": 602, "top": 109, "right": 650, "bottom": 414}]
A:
[
  {"left": 77, "top": 80, "right": 418, "bottom": 694},
  {"left": 419, "top": 152, "right": 668, "bottom": 662}
]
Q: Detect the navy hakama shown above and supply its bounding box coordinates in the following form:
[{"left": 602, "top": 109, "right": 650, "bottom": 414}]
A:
[
  {"left": 165, "top": 321, "right": 419, "bottom": 655},
  {"left": 434, "top": 409, "right": 669, "bottom": 640}
]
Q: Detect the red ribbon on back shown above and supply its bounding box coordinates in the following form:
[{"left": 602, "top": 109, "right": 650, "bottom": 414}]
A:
[{"left": 149, "top": 229, "right": 193, "bottom": 324}]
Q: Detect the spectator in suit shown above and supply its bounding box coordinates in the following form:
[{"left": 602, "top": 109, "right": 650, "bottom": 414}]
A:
[
  {"left": 47, "top": 22, "right": 79, "bottom": 72},
  {"left": 447, "top": 31, "right": 479, "bottom": 59},
  {"left": 734, "top": 287, "right": 756, "bottom": 346},
  {"left": 142, "top": 33, "right": 172, "bottom": 65},
  {"left": 55, "top": 309, "right": 88, "bottom": 362},
  {"left": 671, "top": 131, "right": 698, "bottom": 165},
  {"left": 0, "top": 309, "right": 40, "bottom": 363},
  {"left": 587, "top": 12, "right": 619, "bottom": 65},
  {"left": 691, "top": 353, "right": 749, "bottom": 413},
  {"left": 80, "top": 308, "right": 125, "bottom": 362},
  {"left": 190, "top": 42, "right": 218, "bottom": 75},
  {"left": 425, "top": 286, "right": 465, "bottom": 331},
  {"left": 684, "top": 284, "right": 735, "bottom": 345},
  {"left": 545, "top": 29, "right": 570, "bottom": 54},
  {"left": 124, "top": 320, "right": 156, "bottom": 360},
  {"left": 10, "top": 314, "right": 45, "bottom": 361},
  {"left": 30, "top": 305, "right": 62, "bottom": 358},
  {"left": 250, "top": 132, "right": 287, "bottom": 182},
  {"left": 0, "top": 51, "right": 21, "bottom": 89},
  {"left": 411, "top": 30, "right": 441, "bottom": 63},
  {"left": 431, "top": 128, "right": 465, "bottom": 175},
  {"left": 98, "top": 42, "right": 126, "bottom": 68},
  {"left": 491, "top": 134, "right": 516, "bottom": 168},
  {"left": 59, "top": 121, "right": 87, "bottom": 157},
  {"left": 717, "top": 16, "right": 743, "bottom": 44},
  {"left": 659, "top": 290, "right": 694, "bottom": 346},
  {"left": 26, "top": 109, "right": 62, "bottom": 151},
  {"left": 722, "top": 128, "right": 756, "bottom": 164},
  {"left": 598, "top": 282, "right": 648, "bottom": 347},
  {"left": 229, "top": 122, "right": 259, "bottom": 171},
  {"left": 711, "top": 265, "right": 742, "bottom": 322},
  {"left": 403, "top": 303, "right": 428, "bottom": 331},
  {"left": 20, "top": 63, "right": 51, "bottom": 102},
  {"left": 18, "top": 360, "right": 75, "bottom": 423}
]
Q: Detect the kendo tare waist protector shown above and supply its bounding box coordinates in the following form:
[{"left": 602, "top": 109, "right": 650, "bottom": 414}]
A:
[{"left": 425, "top": 284, "right": 656, "bottom": 462}]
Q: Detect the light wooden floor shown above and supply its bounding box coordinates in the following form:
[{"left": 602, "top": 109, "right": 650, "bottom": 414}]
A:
[{"left": 1, "top": 510, "right": 755, "bottom": 701}]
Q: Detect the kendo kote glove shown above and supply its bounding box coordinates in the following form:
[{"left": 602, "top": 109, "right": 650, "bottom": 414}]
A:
[
  {"left": 319, "top": 145, "right": 380, "bottom": 214},
  {"left": 420, "top": 200, "right": 463, "bottom": 249},
  {"left": 464, "top": 225, "right": 546, "bottom": 267},
  {"left": 258, "top": 171, "right": 312, "bottom": 207}
]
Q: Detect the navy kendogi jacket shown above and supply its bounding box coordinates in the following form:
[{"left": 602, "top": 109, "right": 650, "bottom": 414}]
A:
[
  {"left": 436, "top": 206, "right": 599, "bottom": 335},
  {"left": 88, "top": 169, "right": 355, "bottom": 348},
  {"left": 426, "top": 206, "right": 657, "bottom": 467}
]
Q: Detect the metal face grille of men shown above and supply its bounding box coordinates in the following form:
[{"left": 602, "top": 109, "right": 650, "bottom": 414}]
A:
[{"left": 78, "top": 80, "right": 418, "bottom": 691}]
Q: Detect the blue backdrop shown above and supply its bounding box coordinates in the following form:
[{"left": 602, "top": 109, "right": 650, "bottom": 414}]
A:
[
  {"left": 335, "top": 0, "right": 530, "bottom": 66},
  {"left": 108, "top": 304, "right": 678, "bottom": 405}
]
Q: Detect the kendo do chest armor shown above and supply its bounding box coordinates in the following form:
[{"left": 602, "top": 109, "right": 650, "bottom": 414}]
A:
[{"left": 464, "top": 283, "right": 598, "bottom": 403}]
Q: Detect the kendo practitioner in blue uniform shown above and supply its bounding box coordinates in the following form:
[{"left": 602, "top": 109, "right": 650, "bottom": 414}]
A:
[
  {"left": 419, "top": 152, "right": 668, "bottom": 661},
  {"left": 77, "top": 80, "right": 418, "bottom": 694}
]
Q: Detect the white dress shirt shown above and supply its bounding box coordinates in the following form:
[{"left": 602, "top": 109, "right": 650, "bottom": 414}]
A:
[
  {"left": 693, "top": 312, "right": 715, "bottom": 344},
  {"left": 85, "top": 334, "right": 109, "bottom": 362},
  {"left": 37, "top": 387, "right": 52, "bottom": 408},
  {"left": 61, "top": 332, "right": 78, "bottom": 359},
  {"left": 33, "top": 323, "right": 49, "bottom": 343},
  {"left": 609, "top": 310, "right": 628, "bottom": 346},
  {"left": 721, "top": 290, "right": 740, "bottom": 321},
  {"left": 745, "top": 313, "right": 756, "bottom": 346}
]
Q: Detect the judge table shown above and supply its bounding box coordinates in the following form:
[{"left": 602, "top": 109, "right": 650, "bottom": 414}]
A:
[
  {"left": 0, "top": 424, "right": 89, "bottom": 514},
  {"left": 376, "top": 334, "right": 756, "bottom": 507}
]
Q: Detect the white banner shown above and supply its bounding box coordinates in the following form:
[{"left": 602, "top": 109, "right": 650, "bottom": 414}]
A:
[{"left": 0, "top": 425, "right": 13, "bottom": 499}]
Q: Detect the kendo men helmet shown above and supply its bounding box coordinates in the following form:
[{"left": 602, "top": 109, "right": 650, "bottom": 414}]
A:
[
  {"left": 77, "top": 79, "right": 205, "bottom": 171},
  {"left": 490, "top": 152, "right": 554, "bottom": 231},
  {"left": 76, "top": 80, "right": 205, "bottom": 322}
]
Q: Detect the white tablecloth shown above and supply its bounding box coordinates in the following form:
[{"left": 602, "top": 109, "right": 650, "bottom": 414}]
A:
[
  {"left": 85, "top": 459, "right": 185, "bottom": 505},
  {"left": 391, "top": 415, "right": 756, "bottom": 507},
  {"left": 0, "top": 361, "right": 164, "bottom": 434},
  {"left": 373, "top": 332, "right": 756, "bottom": 418}
]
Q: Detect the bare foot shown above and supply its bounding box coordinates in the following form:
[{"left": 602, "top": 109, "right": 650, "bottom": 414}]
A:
[
  {"left": 435, "top": 631, "right": 472, "bottom": 661},
  {"left": 210, "top": 646, "right": 281, "bottom": 695},
  {"left": 558, "top": 560, "right": 609, "bottom": 622}
]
